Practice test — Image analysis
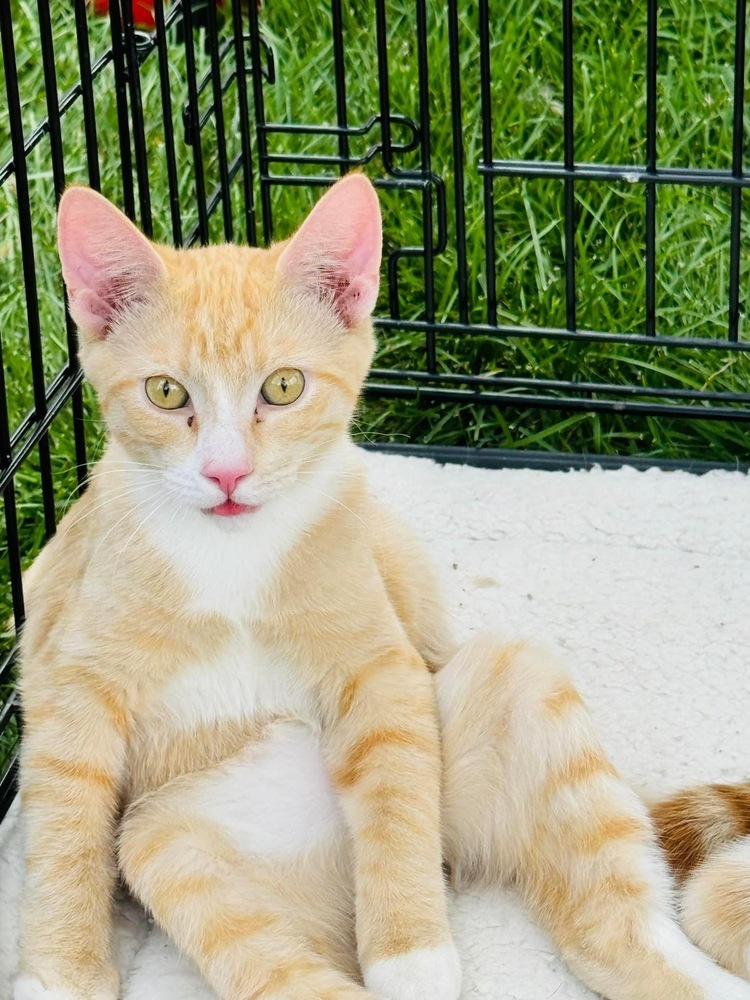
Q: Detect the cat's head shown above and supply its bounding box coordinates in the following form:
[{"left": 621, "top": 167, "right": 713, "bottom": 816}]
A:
[{"left": 57, "top": 176, "right": 381, "bottom": 522}]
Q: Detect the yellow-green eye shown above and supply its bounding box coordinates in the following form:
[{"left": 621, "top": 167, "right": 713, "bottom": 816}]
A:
[
  {"left": 260, "top": 368, "right": 305, "bottom": 406},
  {"left": 145, "top": 375, "right": 190, "bottom": 410}
]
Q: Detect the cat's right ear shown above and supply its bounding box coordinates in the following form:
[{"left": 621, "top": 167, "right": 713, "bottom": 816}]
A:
[
  {"left": 276, "top": 174, "right": 382, "bottom": 329},
  {"left": 57, "top": 187, "right": 167, "bottom": 340}
]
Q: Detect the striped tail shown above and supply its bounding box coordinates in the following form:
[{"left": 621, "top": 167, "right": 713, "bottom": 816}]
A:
[{"left": 652, "top": 782, "right": 750, "bottom": 979}]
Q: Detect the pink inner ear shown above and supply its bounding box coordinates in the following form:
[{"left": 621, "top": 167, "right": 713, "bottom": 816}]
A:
[
  {"left": 277, "top": 174, "right": 382, "bottom": 328},
  {"left": 58, "top": 187, "right": 167, "bottom": 339}
]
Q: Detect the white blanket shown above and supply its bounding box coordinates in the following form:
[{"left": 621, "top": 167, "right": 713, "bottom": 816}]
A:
[{"left": 1, "top": 452, "right": 749, "bottom": 999}]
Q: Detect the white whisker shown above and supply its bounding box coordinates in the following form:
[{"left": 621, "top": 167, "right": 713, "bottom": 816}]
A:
[
  {"left": 58, "top": 467, "right": 162, "bottom": 514},
  {"left": 292, "top": 435, "right": 347, "bottom": 465},
  {"left": 111, "top": 493, "right": 173, "bottom": 579},
  {"left": 62, "top": 480, "right": 163, "bottom": 533},
  {"left": 292, "top": 478, "right": 370, "bottom": 531},
  {"left": 83, "top": 488, "right": 161, "bottom": 578},
  {"left": 56, "top": 457, "right": 161, "bottom": 477}
]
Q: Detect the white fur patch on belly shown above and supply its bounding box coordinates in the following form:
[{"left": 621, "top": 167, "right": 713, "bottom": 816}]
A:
[{"left": 192, "top": 723, "right": 343, "bottom": 857}]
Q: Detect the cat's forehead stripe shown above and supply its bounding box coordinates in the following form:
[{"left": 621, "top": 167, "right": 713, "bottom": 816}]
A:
[{"left": 162, "top": 244, "right": 276, "bottom": 364}]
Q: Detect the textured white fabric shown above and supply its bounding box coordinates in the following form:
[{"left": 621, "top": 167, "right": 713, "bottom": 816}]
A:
[{"left": 1, "top": 453, "right": 748, "bottom": 999}]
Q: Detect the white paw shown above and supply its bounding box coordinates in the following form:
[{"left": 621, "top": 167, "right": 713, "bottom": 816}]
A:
[
  {"left": 364, "top": 945, "right": 461, "bottom": 1000},
  {"left": 13, "top": 978, "right": 79, "bottom": 1000}
]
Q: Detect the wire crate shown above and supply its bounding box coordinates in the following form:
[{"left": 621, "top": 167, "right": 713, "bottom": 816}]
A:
[{"left": 1, "top": 0, "right": 749, "bottom": 818}]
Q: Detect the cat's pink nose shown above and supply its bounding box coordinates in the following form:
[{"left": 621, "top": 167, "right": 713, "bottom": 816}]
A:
[{"left": 201, "top": 463, "right": 251, "bottom": 496}]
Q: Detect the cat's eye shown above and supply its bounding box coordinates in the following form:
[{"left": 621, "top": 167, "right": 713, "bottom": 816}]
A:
[
  {"left": 260, "top": 368, "right": 305, "bottom": 406},
  {"left": 145, "top": 375, "right": 190, "bottom": 410}
]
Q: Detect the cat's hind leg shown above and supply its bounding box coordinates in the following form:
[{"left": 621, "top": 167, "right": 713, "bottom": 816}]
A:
[
  {"left": 437, "top": 635, "right": 750, "bottom": 1000},
  {"left": 118, "top": 722, "right": 372, "bottom": 1000}
]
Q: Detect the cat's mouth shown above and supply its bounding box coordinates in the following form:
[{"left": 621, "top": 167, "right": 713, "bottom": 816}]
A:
[{"left": 205, "top": 499, "right": 260, "bottom": 518}]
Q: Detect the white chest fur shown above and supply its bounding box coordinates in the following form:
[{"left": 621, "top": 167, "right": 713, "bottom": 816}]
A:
[{"left": 140, "top": 440, "right": 357, "bottom": 621}]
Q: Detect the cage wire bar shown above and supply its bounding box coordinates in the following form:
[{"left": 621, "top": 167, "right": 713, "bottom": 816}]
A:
[
  {"left": 245, "top": 0, "right": 750, "bottom": 423},
  {"left": 1, "top": 0, "right": 750, "bottom": 817}
]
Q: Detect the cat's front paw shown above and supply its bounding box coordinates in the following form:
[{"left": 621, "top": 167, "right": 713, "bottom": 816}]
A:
[
  {"left": 363, "top": 945, "right": 461, "bottom": 1000},
  {"left": 14, "top": 976, "right": 116, "bottom": 1000}
]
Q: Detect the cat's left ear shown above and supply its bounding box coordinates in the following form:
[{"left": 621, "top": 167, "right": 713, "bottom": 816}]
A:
[{"left": 276, "top": 174, "right": 382, "bottom": 329}]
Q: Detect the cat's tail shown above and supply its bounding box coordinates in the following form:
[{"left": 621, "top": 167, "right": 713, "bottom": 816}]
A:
[{"left": 651, "top": 782, "right": 750, "bottom": 979}]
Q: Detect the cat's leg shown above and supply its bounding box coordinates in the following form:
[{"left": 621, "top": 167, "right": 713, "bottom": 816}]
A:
[
  {"left": 118, "top": 723, "right": 374, "bottom": 1000},
  {"left": 652, "top": 785, "right": 750, "bottom": 978},
  {"left": 13, "top": 671, "right": 126, "bottom": 1000},
  {"left": 436, "top": 635, "right": 750, "bottom": 1000}
]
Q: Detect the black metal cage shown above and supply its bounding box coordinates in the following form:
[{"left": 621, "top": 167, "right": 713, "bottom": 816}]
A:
[{"left": 1, "top": 0, "right": 749, "bottom": 819}]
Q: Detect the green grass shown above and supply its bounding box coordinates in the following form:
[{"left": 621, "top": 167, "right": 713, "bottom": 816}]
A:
[
  {"left": 0, "top": 0, "right": 749, "bottom": 716},
  {"left": 256, "top": 0, "right": 750, "bottom": 458}
]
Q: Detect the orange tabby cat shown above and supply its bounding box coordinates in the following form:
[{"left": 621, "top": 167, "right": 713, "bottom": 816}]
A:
[{"left": 13, "top": 176, "right": 750, "bottom": 1000}]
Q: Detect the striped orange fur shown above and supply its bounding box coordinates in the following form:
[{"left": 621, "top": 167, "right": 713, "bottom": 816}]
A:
[
  {"left": 652, "top": 782, "right": 750, "bottom": 978},
  {"left": 13, "top": 179, "right": 750, "bottom": 1000}
]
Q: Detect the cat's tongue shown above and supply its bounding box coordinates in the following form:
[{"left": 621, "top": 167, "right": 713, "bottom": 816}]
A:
[{"left": 208, "top": 499, "right": 259, "bottom": 518}]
